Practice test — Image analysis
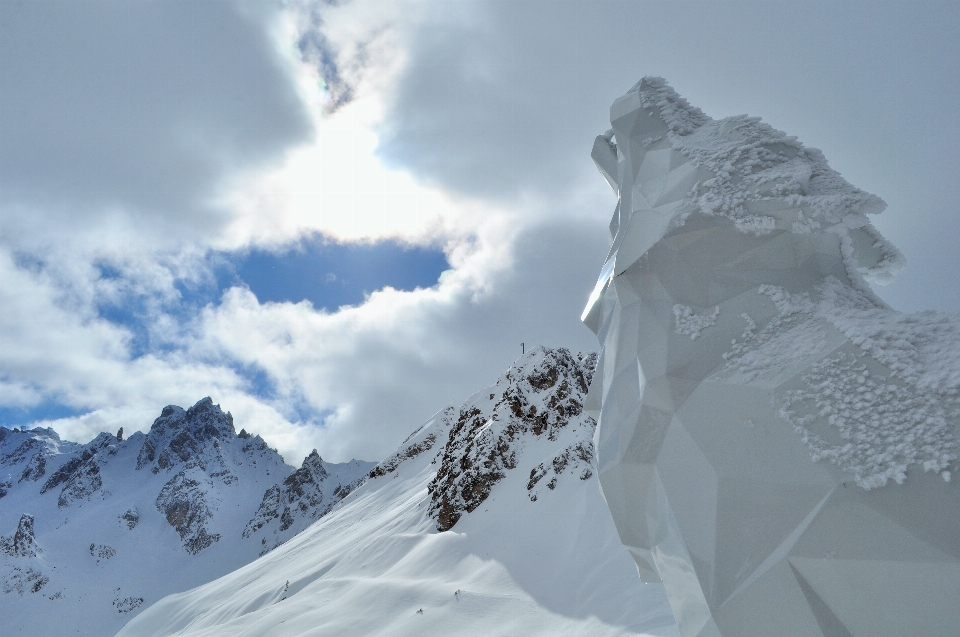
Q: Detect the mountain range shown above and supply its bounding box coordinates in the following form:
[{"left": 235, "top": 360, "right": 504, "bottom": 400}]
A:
[
  {"left": 0, "top": 398, "right": 372, "bottom": 636},
  {"left": 2, "top": 347, "right": 678, "bottom": 636}
]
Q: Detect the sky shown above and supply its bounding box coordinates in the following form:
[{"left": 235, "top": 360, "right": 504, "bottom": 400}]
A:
[{"left": 1, "top": 0, "right": 958, "bottom": 464}]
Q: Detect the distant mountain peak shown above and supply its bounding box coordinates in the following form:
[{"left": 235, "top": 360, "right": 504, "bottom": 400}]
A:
[{"left": 136, "top": 397, "right": 239, "bottom": 474}]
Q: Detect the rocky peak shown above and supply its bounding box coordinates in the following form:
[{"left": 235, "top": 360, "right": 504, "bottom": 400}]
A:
[
  {"left": 298, "top": 450, "right": 328, "bottom": 481},
  {"left": 1, "top": 514, "right": 40, "bottom": 558},
  {"left": 136, "top": 397, "right": 236, "bottom": 473},
  {"left": 1, "top": 426, "right": 70, "bottom": 469},
  {"left": 35, "top": 430, "right": 122, "bottom": 508},
  {"left": 427, "top": 347, "right": 597, "bottom": 531},
  {"left": 243, "top": 450, "right": 374, "bottom": 553}
]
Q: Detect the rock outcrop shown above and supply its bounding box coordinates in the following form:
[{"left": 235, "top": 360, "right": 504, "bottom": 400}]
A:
[
  {"left": 1, "top": 514, "right": 40, "bottom": 558},
  {"left": 1, "top": 514, "right": 48, "bottom": 597},
  {"left": 243, "top": 450, "right": 374, "bottom": 553},
  {"left": 427, "top": 347, "right": 596, "bottom": 531}
]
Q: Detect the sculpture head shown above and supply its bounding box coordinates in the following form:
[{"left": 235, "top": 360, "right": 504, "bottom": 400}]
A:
[{"left": 583, "top": 77, "right": 902, "bottom": 337}]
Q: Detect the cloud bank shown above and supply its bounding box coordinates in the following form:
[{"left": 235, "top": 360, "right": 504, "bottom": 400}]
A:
[{"left": 1, "top": 0, "right": 958, "bottom": 464}]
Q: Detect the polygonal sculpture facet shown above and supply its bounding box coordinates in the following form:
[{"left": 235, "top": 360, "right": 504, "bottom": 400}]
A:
[{"left": 583, "top": 77, "right": 960, "bottom": 637}]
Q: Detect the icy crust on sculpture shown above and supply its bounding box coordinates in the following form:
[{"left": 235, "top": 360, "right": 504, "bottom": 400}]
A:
[
  {"left": 584, "top": 77, "right": 960, "bottom": 637},
  {"left": 593, "top": 77, "right": 904, "bottom": 286},
  {"left": 723, "top": 279, "right": 959, "bottom": 488}
]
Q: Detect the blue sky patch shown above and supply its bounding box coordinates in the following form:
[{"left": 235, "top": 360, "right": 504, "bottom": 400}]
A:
[
  {"left": 0, "top": 402, "right": 87, "bottom": 429},
  {"left": 218, "top": 237, "right": 450, "bottom": 311}
]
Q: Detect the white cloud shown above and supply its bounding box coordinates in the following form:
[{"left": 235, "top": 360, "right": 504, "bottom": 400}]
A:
[
  {"left": 3, "top": 0, "right": 958, "bottom": 468},
  {"left": 191, "top": 216, "right": 606, "bottom": 461}
]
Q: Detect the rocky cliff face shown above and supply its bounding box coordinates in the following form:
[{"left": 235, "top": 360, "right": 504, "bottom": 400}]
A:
[
  {"left": 1, "top": 514, "right": 40, "bottom": 558},
  {"left": 1, "top": 513, "right": 49, "bottom": 597},
  {"left": 427, "top": 347, "right": 597, "bottom": 530},
  {"left": 133, "top": 398, "right": 262, "bottom": 553},
  {"left": 351, "top": 346, "right": 598, "bottom": 533},
  {"left": 39, "top": 432, "right": 117, "bottom": 508},
  {"left": 243, "top": 450, "right": 374, "bottom": 554},
  {"left": 1, "top": 426, "right": 80, "bottom": 496}
]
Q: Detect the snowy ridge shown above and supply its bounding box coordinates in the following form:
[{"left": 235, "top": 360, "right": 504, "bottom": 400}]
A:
[
  {"left": 117, "top": 347, "right": 678, "bottom": 637},
  {"left": 0, "top": 398, "right": 370, "bottom": 637}
]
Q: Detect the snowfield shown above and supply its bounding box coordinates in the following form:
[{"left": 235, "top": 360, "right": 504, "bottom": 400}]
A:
[{"left": 117, "top": 348, "right": 679, "bottom": 637}]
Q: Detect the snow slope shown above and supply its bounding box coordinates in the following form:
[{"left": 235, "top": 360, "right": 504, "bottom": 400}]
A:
[
  {"left": 117, "top": 348, "right": 679, "bottom": 637},
  {"left": 0, "top": 398, "right": 372, "bottom": 637}
]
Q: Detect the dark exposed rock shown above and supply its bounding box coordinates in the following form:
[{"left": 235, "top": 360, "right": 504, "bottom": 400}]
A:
[
  {"left": 1, "top": 566, "right": 48, "bottom": 595},
  {"left": 57, "top": 459, "right": 102, "bottom": 508},
  {"left": 120, "top": 507, "right": 140, "bottom": 530},
  {"left": 156, "top": 466, "right": 220, "bottom": 554},
  {"left": 526, "top": 441, "right": 594, "bottom": 501},
  {"left": 19, "top": 454, "right": 46, "bottom": 482},
  {"left": 114, "top": 596, "right": 145, "bottom": 614},
  {"left": 284, "top": 450, "right": 328, "bottom": 504},
  {"left": 3, "top": 439, "right": 41, "bottom": 466},
  {"left": 369, "top": 431, "right": 440, "bottom": 479},
  {"left": 89, "top": 543, "right": 117, "bottom": 563},
  {"left": 0, "top": 475, "right": 11, "bottom": 499},
  {"left": 1, "top": 514, "right": 41, "bottom": 558},
  {"left": 136, "top": 398, "right": 236, "bottom": 474},
  {"left": 136, "top": 439, "right": 156, "bottom": 470},
  {"left": 116, "top": 427, "right": 123, "bottom": 442},
  {"left": 428, "top": 348, "right": 597, "bottom": 531},
  {"left": 40, "top": 457, "right": 82, "bottom": 495},
  {"left": 244, "top": 450, "right": 329, "bottom": 537},
  {"left": 243, "top": 450, "right": 372, "bottom": 552},
  {"left": 244, "top": 485, "right": 282, "bottom": 538},
  {"left": 40, "top": 432, "right": 115, "bottom": 506}
]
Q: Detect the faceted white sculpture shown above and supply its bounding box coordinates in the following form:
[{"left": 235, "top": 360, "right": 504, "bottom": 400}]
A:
[{"left": 583, "top": 77, "right": 960, "bottom": 637}]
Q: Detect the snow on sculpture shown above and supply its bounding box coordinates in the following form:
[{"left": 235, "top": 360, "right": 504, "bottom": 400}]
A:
[{"left": 582, "top": 77, "right": 960, "bottom": 637}]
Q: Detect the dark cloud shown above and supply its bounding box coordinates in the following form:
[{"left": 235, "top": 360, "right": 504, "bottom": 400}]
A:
[
  {"left": 0, "top": 0, "right": 312, "bottom": 229},
  {"left": 376, "top": 1, "right": 629, "bottom": 200},
  {"left": 298, "top": 20, "right": 355, "bottom": 111}
]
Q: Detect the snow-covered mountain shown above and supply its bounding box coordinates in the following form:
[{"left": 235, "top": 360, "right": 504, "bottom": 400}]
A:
[
  {"left": 118, "top": 348, "right": 679, "bottom": 637},
  {"left": 0, "top": 398, "right": 373, "bottom": 637}
]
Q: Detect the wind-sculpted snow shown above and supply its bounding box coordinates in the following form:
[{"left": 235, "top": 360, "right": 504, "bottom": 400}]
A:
[
  {"left": 584, "top": 77, "right": 960, "bottom": 637},
  {"left": 116, "top": 348, "right": 678, "bottom": 637}
]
